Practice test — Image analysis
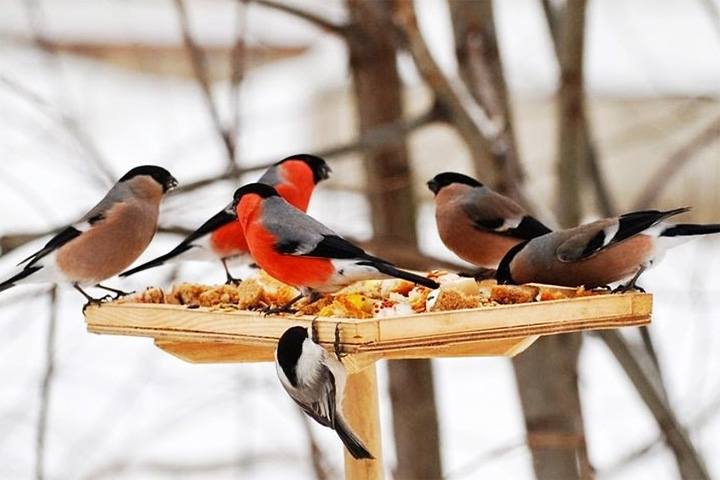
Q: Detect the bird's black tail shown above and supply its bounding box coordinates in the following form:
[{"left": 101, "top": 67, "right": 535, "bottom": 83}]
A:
[
  {"left": 120, "top": 244, "right": 192, "bottom": 277},
  {"left": 0, "top": 266, "right": 42, "bottom": 293},
  {"left": 662, "top": 223, "right": 720, "bottom": 237},
  {"left": 334, "top": 416, "right": 374, "bottom": 460},
  {"left": 362, "top": 261, "right": 439, "bottom": 290}
]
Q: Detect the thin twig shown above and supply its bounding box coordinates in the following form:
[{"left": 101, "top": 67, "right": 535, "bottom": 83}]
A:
[
  {"left": 228, "top": 0, "right": 249, "bottom": 170},
  {"left": 392, "top": 0, "right": 501, "bottom": 181},
  {"left": 632, "top": 115, "right": 720, "bottom": 210},
  {"left": 173, "top": 0, "right": 234, "bottom": 162},
  {"left": 36, "top": 286, "right": 58, "bottom": 480},
  {"left": 171, "top": 106, "right": 438, "bottom": 196},
  {"left": 444, "top": 439, "right": 526, "bottom": 479},
  {"left": 540, "top": 0, "right": 616, "bottom": 218},
  {"left": 447, "top": 0, "right": 531, "bottom": 208},
  {"left": 250, "top": 0, "right": 348, "bottom": 36},
  {"left": 297, "top": 411, "right": 333, "bottom": 480},
  {"left": 24, "top": 0, "right": 114, "bottom": 186},
  {"left": 598, "top": 329, "right": 710, "bottom": 479}
]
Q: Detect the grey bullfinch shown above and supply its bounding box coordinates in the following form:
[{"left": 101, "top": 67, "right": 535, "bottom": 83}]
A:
[
  {"left": 0, "top": 165, "right": 177, "bottom": 303},
  {"left": 497, "top": 207, "right": 720, "bottom": 290},
  {"left": 427, "top": 172, "right": 551, "bottom": 269}
]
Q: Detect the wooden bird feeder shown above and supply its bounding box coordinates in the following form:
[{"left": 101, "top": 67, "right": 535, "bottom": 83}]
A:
[{"left": 84, "top": 286, "right": 652, "bottom": 480}]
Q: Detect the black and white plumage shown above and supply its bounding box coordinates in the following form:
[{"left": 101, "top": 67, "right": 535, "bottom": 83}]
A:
[
  {"left": 497, "top": 207, "right": 720, "bottom": 289},
  {"left": 275, "top": 326, "right": 374, "bottom": 460}
]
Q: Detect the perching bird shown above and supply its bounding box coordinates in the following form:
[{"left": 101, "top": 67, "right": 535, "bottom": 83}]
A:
[
  {"left": 233, "top": 183, "right": 439, "bottom": 311},
  {"left": 275, "top": 325, "right": 373, "bottom": 460},
  {"left": 427, "top": 172, "right": 552, "bottom": 269},
  {"left": 496, "top": 207, "right": 720, "bottom": 290},
  {"left": 0, "top": 166, "right": 178, "bottom": 303},
  {"left": 121, "top": 154, "right": 331, "bottom": 284}
]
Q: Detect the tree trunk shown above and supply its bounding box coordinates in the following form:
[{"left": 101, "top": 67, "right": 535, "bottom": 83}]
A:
[
  {"left": 450, "top": 2, "right": 591, "bottom": 478},
  {"left": 448, "top": 0, "right": 525, "bottom": 199},
  {"left": 345, "top": 2, "right": 443, "bottom": 479}
]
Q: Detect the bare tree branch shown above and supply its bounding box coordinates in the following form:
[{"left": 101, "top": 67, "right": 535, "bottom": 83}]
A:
[
  {"left": 392, "top": 0, "right": 502, "bottom": 186},
  {"left": 597, "top": 330, "right": 710, "bottom": 479},
  {"left": 632, "top": 115, "right": 720, "bottom": 210},
  {"left": 173, "top": 0, "right": 235, "bottom": 163},
  {"left": 447, "top": 0, "right": 531, "bottom": 208},
  {"left": 250, "top": 0, "right": 348, "bottom": 36},
  {"left": 23, "top": 0, "right": 115, "bottom": 186},
  {"left": 82, "top": 452, "right": 299, "bottom": 480},
  {"left": 540, "top": 0, "right": 616, "bottom": 218},
  {"left": 36, "top": 286, "right": 58, "bottom": 480},
  {"left": 229, "top": 0, "right": 249, "bottom": 170},
  {"left": 297, "top": 410, "right": 334, "bottom": 480},
  {"left": 170, "top": 106, "right": 438, "bottom": 196}
]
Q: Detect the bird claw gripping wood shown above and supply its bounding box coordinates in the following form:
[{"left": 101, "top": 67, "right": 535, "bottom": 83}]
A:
[{"left": 333, "top": 323, "right": 346, "bottom": 362}]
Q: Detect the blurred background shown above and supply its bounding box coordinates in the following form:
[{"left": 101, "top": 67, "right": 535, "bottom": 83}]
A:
[{"left": 1, "top": 0, "right": 720, "bottom": 478}]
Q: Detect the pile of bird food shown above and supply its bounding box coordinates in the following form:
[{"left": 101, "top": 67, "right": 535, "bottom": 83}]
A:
[{"left": 118, "top": 270, "right": 608, "bottom": 318}]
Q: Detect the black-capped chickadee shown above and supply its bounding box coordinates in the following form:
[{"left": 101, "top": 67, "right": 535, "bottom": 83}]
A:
[{"left": 275, "top": 325, "right": 374, "bottom": 460}]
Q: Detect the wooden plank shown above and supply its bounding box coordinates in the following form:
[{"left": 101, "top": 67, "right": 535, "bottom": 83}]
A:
[
  {"left": 344, "top": 364, "right": 383, "bottom": 480},
  {"left": 84, "top": 291, "right": 652, "bottom": 365}
]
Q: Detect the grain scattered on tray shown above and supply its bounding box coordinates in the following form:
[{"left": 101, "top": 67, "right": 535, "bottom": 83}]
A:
[{"left": 118, "top": 269, "right": 610, "bottom": 318}]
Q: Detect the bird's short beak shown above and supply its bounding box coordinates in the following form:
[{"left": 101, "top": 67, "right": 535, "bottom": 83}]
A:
[
  {"left": 165, "top": 177, "right": 179, "bottom": 192},
  {"left": 224, "top": 202, "right": 238, "bottom": 217},
  {"left": 321, "top": 164, "right": 332, "bottom": 181},
  {"left": 427, "top": 179, "right": 439, "bottom": 194}
]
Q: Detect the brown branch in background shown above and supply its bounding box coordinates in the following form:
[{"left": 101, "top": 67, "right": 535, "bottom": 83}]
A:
[
  {"left": 36, "top": 286, "right": 58, "bottom": 480},
  {"left": 540, "top": 0, "right": 616, "bottom": 218},
  {"left": 24, "top": 0, "right": 115, "bottom": 186},
  {"left": 598, "top": 330, "right": 711, "bottom": 479},
  {"left": 632, "top": 115, "right": 720, "bottom": 210},
  {"left": 392, "top": 0, "right": 502, "bottom": 186},
  {"left": 173, "top": 0, "right": 234, "bottom": 163},
  {"left": 82, "top": 452, "right": 299, "bottom": 480},
  {"left": 447, "top": 0, "right": 530, "bottom": 209},
  {"left": 556, "top": 0, "right": 588, "bottom": 228},
  {"left": 171, "top": 107, "right": 438, "bottom": 196},
  {"left": 297, "top": 411, "right": 334, "bottom": 480},
  {"left": 603, "top": 390, "right": 720, "bottom": 476},
  {"left": 345, "top": 2, "right": 442, "bottom": 478},
  {"left": 229, "top": 0, "right": 249, "bottom": 170},
  {"left": 0, "top": 105, "right": 436, "bottom": 257},
  {"left": 250, "top": 0, "right": 348, "bottom": 36}
]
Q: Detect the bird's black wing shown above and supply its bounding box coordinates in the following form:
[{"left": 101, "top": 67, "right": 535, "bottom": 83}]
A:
[
  {"left": 20, "top": 226, "right": 82, "bottom": 267},
  {"left": 178, "top": 205, "right": 236, "bottom": 247}
]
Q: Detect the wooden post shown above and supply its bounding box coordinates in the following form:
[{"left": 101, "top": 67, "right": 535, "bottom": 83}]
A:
[{"left": 343, "top": 363, "right": 383, "bottom": 480}]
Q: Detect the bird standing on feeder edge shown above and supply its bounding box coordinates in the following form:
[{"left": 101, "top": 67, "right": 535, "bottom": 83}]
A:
[{"left": 0, "top": 165, "right": 178, "bottom": 306}]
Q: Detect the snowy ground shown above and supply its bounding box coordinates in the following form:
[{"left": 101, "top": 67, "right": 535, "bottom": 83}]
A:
[{"left": 1, "top": 0, "right": 719, "bottom": 478}]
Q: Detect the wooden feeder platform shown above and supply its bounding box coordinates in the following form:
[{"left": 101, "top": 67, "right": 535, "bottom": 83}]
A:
[{"left": 84, "top": 286, "right": 652, "bottom": 480}]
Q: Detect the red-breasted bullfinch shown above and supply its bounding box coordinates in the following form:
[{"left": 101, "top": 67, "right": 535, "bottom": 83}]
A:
[
  {"left": 427, "top": 172, "right": 552, "bottom": 269},
  {"left": 0, "top": 166, "right": 178, "bottom": 303},
  {"left": 120, "top": 154, "right": 331, "bottom": 284},
  {"left": 497, "top": 207, "right": 720, "bottom": 290},
  {"left": 233, "top": 183, "right": 440, "bottom": 311},
  {"left": 275, "top": 325, "right": 373, "bottom": 460}
]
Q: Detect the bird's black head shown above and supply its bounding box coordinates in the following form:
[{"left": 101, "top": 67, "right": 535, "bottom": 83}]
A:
[
  {"left": 276, "top": 326, "right": 309, "bottom": 387},
  {"left": 232, "top": 183, "right": 280, "bottom": 207},
  {"left": 427, "top": 172, "right": 483, "bottom": 195},
  {"left": 120, "top": 165, "right": 178, "bottom": 193},
  {"left": 278, "top": 154, "right": 332, "bottom": 184},
  {"left": 496, "top": 241, "right": 527, "bottom": 285}
]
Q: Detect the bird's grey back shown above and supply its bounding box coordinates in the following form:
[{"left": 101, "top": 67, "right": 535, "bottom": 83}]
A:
[{"left": 261, "top": 197, "right": 336, "bottom": 252}]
